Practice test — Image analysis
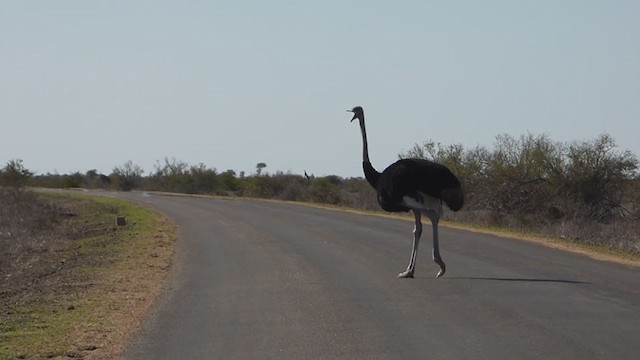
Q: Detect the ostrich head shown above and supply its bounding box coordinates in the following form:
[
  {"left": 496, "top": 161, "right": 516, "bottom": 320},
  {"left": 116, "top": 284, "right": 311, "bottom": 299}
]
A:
[{"left": 347, "top": 106, "right": 364, "bottom": 122}]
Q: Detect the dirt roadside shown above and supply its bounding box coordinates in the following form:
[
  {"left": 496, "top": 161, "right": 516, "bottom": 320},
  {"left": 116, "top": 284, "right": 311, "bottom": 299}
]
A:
[{"left": 0, "top": 192, "right": 176, "bottom": 359}]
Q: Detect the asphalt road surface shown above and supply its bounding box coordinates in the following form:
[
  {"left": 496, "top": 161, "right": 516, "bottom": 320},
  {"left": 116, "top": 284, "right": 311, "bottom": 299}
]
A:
[{"left": 117, "top": 192, "right": 640, "bottom": 359}]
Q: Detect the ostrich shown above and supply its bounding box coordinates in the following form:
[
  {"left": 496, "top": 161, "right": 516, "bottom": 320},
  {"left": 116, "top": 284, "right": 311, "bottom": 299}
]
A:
[{"left": 348, "top": 106, "right": 464, "bottom": 278}]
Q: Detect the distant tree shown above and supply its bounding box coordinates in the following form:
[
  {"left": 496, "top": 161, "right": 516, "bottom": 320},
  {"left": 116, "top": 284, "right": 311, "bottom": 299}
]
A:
[
  {"left": 561, "top": 134, "right": 638, "bottom": 219},
  {"left": 0, "top": 159, "right": 33, "bottom": 190},
  {"left": 219, "top": 170, "right": 240, "bottom": 193},
  {"left": 188, "top": 163, "right": 218, "bottom": 194},
  {"left": 63, "top": 172, "right": 84, "bottom": 188},
  {"left": 111, "top": 160, "right": 144, "bottom": 191},
  {"left": 309, "top": 176, "right": 342, "bottom": 205},
  {"left": 86, "top": 169, "right": 98, "bottom": 179},
  {"left": 84, "top": 169, "right": 110, "bottom": 188},
  {"left": 99, "top": 174, "right": 111, "bottom": 186},
  {"left": 148, "top": 157, "right": 189, "bottom": 192},
  {"left": 256, "top": 162, "right": 267, "bottom": 175}
]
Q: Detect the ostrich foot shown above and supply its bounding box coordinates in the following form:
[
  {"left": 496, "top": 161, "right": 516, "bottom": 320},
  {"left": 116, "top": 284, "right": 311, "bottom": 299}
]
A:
[
  {"left": 435, "top": 263, "right": 446, "bottom": 278},
  {"left": 398, "top": 270, "right": 414, "bottom": 278}
]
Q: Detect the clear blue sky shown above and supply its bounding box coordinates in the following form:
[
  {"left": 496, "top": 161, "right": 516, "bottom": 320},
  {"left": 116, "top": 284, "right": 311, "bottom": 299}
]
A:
[{"left": 1, "top": 1, "right": 639, "bottom": 178}]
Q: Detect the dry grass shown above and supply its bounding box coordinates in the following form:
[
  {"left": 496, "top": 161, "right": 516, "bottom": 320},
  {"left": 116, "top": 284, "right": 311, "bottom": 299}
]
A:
[
  {"left": 0, "top": 190, "right": 62, "bottom": 272},
  {"left": 451, "top": 209, "right": 640, "bottom": 262},
  {"left": 0, "top": 191, "right": 175, "bottom": 359}
]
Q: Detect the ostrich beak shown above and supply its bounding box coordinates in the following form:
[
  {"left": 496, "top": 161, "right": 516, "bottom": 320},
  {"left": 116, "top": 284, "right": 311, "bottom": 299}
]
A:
[{"left": 347, "top": 109, "right": 357, "bottom": 122}]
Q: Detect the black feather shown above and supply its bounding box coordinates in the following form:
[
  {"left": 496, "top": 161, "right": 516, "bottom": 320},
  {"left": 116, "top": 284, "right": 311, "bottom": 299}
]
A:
[{"left": 368, "top": 158, "right": 463, "bottom": 212}]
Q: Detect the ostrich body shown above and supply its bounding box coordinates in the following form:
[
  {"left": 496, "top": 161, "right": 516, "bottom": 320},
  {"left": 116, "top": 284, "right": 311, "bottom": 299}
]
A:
[{"left": 348, "top": 106, "right": 464, "bottom": 278}]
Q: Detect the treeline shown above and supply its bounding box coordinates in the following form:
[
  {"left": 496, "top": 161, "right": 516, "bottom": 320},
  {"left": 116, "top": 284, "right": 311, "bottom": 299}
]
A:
[
  {"left": 400, "top": 133, "right": 639, "bottom": 253},
  {"left": 2, "top": 132, "right": 638, "bottom": 254},
  {"left": 17, "top": 158, "right": 380, "bottom": 211},
  {"left": 401, "top": 133, "right": 639, "bottom": 221}
]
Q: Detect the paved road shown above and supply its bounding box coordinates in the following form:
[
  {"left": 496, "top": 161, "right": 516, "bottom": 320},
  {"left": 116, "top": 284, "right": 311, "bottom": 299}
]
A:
[{"left": 119, "top": 192, "right": 640, "bottom": 359}]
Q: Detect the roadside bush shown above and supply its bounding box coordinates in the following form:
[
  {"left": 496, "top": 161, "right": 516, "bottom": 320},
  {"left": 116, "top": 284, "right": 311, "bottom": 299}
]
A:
[
  {"left": 83, "top": 170, "right": 111, "bottom": 189},
  {"left": 337, "top": 177, "right": 379, "bottom": 211},
  {"left": 111, "top": 160, "right": 144, "bottom": 191},
  {"left": 218, "top": 170, "right": 240, "bottom": 194},
  {"left": 401, "top": 133, "right": 638, "bottom": 222},
  {"left": 400, "top": 132, "right": 639, "bottom": 253},
  {"left": 559, "top": 134, "right": 638, "bottom": 220},
  {"left": 0, "top": 159, "right": 33, "bottom": 190}
]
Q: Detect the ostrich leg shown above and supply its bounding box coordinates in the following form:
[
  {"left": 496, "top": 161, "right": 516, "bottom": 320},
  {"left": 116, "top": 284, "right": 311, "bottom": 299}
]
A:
[
  {"left": 428, "top": 213, "right": 446, "bottom": 278},
  {"left": 398, "top": 210, "right": 422, "bottom": 278}
]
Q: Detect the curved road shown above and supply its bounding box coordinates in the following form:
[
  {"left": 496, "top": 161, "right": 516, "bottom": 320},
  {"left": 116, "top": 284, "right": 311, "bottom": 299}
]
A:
[{"left": 119, "top": 192, "right": 639, "bottom": 359}]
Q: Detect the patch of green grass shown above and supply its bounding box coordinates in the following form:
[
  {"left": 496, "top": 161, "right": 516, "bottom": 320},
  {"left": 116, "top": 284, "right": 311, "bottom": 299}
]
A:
[
  {"left": 1, "top": 301, "right": 100, "bottom": 359},
  {"left": 0, "top": 193, "right": 174, "bottom": 359}
]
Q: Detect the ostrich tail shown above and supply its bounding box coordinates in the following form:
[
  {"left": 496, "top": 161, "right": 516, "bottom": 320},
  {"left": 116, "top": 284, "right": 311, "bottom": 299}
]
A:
[{"left": 441, "top": 186, "right": 464, "bottom": 212}]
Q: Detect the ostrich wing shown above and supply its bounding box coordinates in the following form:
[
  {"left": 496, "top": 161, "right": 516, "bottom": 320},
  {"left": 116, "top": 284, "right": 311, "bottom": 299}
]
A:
[{"left": 377, "top": 159, "right": 462, "bottom": 211}]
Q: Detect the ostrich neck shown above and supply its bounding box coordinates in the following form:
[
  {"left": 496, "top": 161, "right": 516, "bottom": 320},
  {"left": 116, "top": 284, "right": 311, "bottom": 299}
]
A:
[
  {"left": 359, "top": 118, "right": 371, "bottom": 163},
  {"left": 359, "top": 117, "right": 380, "bottom": 188}
]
